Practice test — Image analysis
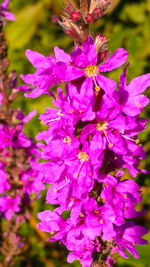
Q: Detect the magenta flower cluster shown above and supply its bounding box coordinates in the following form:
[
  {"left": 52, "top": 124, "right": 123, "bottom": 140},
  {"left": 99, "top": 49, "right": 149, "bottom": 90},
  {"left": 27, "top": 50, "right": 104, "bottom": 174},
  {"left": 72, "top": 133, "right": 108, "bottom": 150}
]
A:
[
  {"left": 20, "top": 36, "right": 150, "bottom": 266},
  {"left": 0, "top": 108, "right": 44, "bottom": 220}
]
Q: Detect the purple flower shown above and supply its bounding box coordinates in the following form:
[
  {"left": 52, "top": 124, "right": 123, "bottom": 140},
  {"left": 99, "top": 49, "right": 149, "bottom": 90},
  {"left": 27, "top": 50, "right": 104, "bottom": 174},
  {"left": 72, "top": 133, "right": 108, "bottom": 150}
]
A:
[
  {"left": 113, "top": 65, "right": 150, "bottom": 116},
  {"left": 0, "top": 195, "right": 21, "bottom": 220},
  {"left": 20, "top": 37, "right": 128, "bottom": 98},
  {"left": 114, "top": 222, "right": 148, "bottom": 258},
  {"left": 0, "top": 163, "right": 10, "bottom": 193},
  {"left": 0, "top": 0, "right": 15, "bottom": 24}
]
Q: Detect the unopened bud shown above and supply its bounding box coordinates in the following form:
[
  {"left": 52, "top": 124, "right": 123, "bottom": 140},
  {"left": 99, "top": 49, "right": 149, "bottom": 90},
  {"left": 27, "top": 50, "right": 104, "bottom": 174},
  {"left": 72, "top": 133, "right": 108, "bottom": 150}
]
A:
[
  {"left": 70, "top": 10, "right": 81, "bottom": 21},
  {"left": 85, "top": 13, "right": 94, "bottom": 23},
  {"left": 64, "top": 2, "right": 74, "bottom": 14},
  {"left": 98, "top": 50, "right": 109, "bottom": 62},
  {"left": 88, "top": 0, "right": 114, "bottom": 22},
  {"left": 58, "top": 17, "right": 88, "bottom": 42},
  {"left": 95, "top": 34, "right": 108, "bottom": 53}
]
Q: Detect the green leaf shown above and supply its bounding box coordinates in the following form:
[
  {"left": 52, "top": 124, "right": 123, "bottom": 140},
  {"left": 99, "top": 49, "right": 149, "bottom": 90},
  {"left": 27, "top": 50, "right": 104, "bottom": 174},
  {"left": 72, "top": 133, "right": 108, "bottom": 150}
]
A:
[
  {"left": 120, "top": 3, "right": 146, "bottom": 24},
  {"left": 5, "top": 2, "right": 43, "bottom": 48}
]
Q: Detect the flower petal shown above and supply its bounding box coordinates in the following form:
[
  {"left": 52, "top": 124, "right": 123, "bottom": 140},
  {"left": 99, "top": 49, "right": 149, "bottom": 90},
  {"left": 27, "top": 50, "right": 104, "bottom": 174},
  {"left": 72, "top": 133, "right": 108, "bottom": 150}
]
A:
[
  {"left": 54, "top": 47, "right": 71, "bottom": 63},
  {"left": 99, "top": 48, "right": 128, "bottom": 72}
]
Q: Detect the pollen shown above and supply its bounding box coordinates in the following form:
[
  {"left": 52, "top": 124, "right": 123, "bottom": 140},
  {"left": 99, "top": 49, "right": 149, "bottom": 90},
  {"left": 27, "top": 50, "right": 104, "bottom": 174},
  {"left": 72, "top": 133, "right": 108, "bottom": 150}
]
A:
[
  {"left": 57, "top": 110, "right": 63, "bottom": 116},
  {"left": 53, "top": 189, "right": 57, "bottom": 193},
  {"left": 96, "top": 121, "right": 108, "bottom": 131},
  {"left": 50, "top": 231, "right": 55, "bottom": 235},
  {"left": 99, "top": 219, "right": 103, "bottom": 224},
  {"left": 123, "top": 193, "right": 127, "bottom": 199},
  {"left": 95, "top": 86, "right": 100, "bottom": 92},
  {"left": 94, "top": 210, "right": 100, "bottom": 214},
  {"left": 40, "top": 120, "right": 44, "bottom": 124},
  {"left": 74, "top": 173, "right": 78, "bottom": 177},
  {"left": 85, "top": 65, "right": 98, "bottom": 77},
  {"left": 109, "top": 143, "right": 113, "bottom": 148},
  {"left": 63, "top": 136, "right": 71, "bottom": 144},
  {"left": 77, "top": 152, "right": 89, "bottom": 161},
  {"left": 136, "top": 139, "right": 139, "bottom": 144},
  {"left": 137, "top": 104, "right": 141, "bottom": 108}
]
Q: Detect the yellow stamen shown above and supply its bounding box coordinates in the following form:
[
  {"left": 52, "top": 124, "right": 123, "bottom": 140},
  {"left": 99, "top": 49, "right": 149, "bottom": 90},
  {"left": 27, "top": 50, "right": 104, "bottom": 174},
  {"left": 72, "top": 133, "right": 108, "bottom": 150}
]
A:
[
  {"left": 53, "top": 189, "right": 57, "bottom": 193},
  {"left": 40, "top": 120, "right": 44, "bottom": 124},
  {"left": 95, "top": 86, "right": 100, "bottom": 92},
  {"left": 109, "top": 143, "right": 113, "bottom": 148},
  {"left": 63, "top": 136, "right": 71, "bottom": 145},
  {"left": 96, "top": 121, "right": 108, "bottom": 131},
  {"left": 50, "top": 231, "right": 55, "bottom": 235},
  {"left": 99, "top": 219, "right": 103, "bottom": 224},
  {"left": 123, "top": 194, "right": 127, "bottom": 199},
  {"left": 95, "top": 210, "right": 100, "bottom": 214},
  {"left": 57, "top": 110, "right": 63, "bottom": 116},
  {"left": 85, "top": 65, "right": 98, "bottom": 77},
  {"left": 77, "top": 152, "right": 89, "bottom": 162}
]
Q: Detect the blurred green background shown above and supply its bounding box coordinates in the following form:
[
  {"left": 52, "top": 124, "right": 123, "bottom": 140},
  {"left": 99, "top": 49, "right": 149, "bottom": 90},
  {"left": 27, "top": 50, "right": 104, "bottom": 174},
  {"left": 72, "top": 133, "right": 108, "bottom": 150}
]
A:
[{"left": 2, "top": 0, "right": 150, "bottom": 266}]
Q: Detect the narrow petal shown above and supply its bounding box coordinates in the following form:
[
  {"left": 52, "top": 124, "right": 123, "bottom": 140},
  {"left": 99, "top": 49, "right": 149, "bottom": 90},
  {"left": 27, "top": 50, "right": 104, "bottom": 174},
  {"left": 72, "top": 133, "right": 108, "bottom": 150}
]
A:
[
  {"left": 119, "top": 64, "right": 129, "bottom": 90},
  {"left": 80, "top": 77, "right": 94, "bottom": 98},
  {"left": 20, "top": 73, "right": 35, "bottom": 85},
  {"left": 0, "top": 10, "right": 15, "bottom": 20},
  {"left": 83, "top": 36, "right": 97, "bottom": 65},
  {"left": 64, "top": 66, "right": 84, "bottom": 81},
  {"left": 122, "top": 95, "right": 149, "bottom": 116},
  {"left": 96, "top": 74, "right": 117, "bottom": 97},
  {"left": 99, "top": 48, "right": 128, "bottom": 72},
  {"left": 22, "top": 110, "right": 37, "bottom": 123},
  {"left": 25, "top": 49, "right": 45, "bottom": 68},
  {"left": 1, "top": 0, "right": 9, "bottom": 9},
  {"left": 71, "top": 46, "right": 88, "bottom": 68},
  {"left": 126, "top": 73, "right": 150, "bottom": 95},
  {"left": 54, "top": 47, "right": 71, "bottom": 63}
]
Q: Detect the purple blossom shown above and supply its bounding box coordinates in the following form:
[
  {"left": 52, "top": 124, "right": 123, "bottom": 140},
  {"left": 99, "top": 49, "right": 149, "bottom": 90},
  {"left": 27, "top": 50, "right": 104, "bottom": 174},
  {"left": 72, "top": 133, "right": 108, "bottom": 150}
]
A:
[
  {"left": 0, "top": 0, "right": 15, "bottom": 24},
  {"left": 18, "top": 25, "right": 150, "bottom": 266},
  {"left": 114, "top": 222, "right": 148, "bottom": 258},
  {"left": 113, "top": 65, "right": 150, "bottom": 116},
  {"left": 0, "top": 195, "right": 21, "bottom": 220},
  {"left": 20, "top": 37, "right": 128, "bottom": 98},
  {"left": 0, "top": 162, "right": 10, "bottom": 193},
  {"left": 0, "top": 110, "right": 44, "bottom": 219}
]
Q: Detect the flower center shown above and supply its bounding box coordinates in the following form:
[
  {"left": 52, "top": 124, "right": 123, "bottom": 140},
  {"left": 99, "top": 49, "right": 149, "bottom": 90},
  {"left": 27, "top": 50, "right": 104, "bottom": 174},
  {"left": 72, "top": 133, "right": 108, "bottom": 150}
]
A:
[
  {"left": 96, "top": 121, "right": 108, "bottom": 131},
  {"left": 77, "top": 152, "right": 89, "bottom": 161},
  {"left": 63, "top": 136, "right": 71, "bottom": 144},
  {"left": 85, "top": 65, "right": 98, "bottom": 77}
]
